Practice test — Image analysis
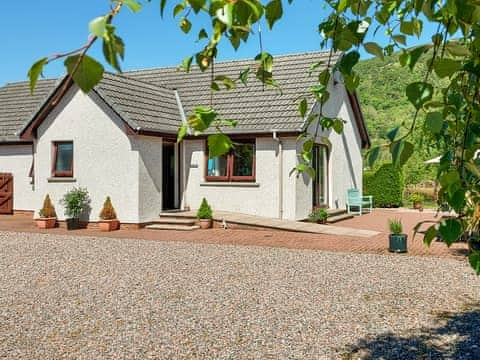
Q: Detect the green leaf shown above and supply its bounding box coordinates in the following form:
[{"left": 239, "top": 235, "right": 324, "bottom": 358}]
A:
[
  {"left": 392, "top": 34, "right": 406, "bottom": 45},
  {"left": 367, "top": 146, "right": 380, "bottom": 168},
  {"left": 160, "top": 0, "right": 167, "bottom": 17},
  {"left": 102, "top": 24, "right": 125, "bottom": 72},
  {"left": 177, "top": 124, "right": 188, "bottom": 143},
  {"left": 239, "top": 68, "right": 250, "bottom": 86},
  {"left": 180, "top": 18, "right": 192, "bottom": 33},
  {"left": 433, "top": 58, "right": 462, "bottom": 78},
  {"left": 318, "top": 70, "right": 330, "bottom": 86},
  {"left": 89, "top": 16, "right": 107, "bottom": 38},
  {"left": 338, "top": 50, "right": 360, "bottom": 75},
  {"left": 188, "top": 0, "right": 206, "bottom": 13},
  {"left": 332, "top": 119, "right": 344, "bottom": 134},
  {"left": 214, "top": 75, "right": 236, "bottom": 90},
  {"left": 27, "top": 57, "right": 48, "bottom": 94},
  {"left": 198, "top": 29, "right": 208, "bottom": 41},
  {"left": 364, "top": 42, "right": 384, "bottom": 60},
  {"left": 446, "top": 42, "right": 471, "bottom": 57},
  {"left": 423, "top": 225, "right": 437, "bottom": 247},
  {"left": 406, "top": 82, "right": 433, "bottom": 110},
  {"left": 399, "top": 141, "right": 414, "bottom": 167},
  {"left": 123, "top": 0, "right": 143, "bottom": 13},
  {"left": 265, "top": 0, "right": 283, "bottom": 29},
  {"left": 64, "top": 55, "right": 104, "bottom": 93},
  {"left": 298, "top": 98, "right": 308, "bottom": 118},
  {"left": 386, "top": 126, "right": 400, "bottom": 142},
  {"left": 438, "top": 218, "right": 463, "bottom": 246},
  {"left": 182, "top": 56, "right": 193, "bottom": 73},
  {"left": 469, "top": 252, "right": 480, "bottom": 275},
  {"left": 424, "top": 112, "right": 443, "bottom": 133},
  {"left": 173, "top": 3, "right": 185, "bottom": 17},
  {"left": 208, "top": 134, "right": 233, "bottom": 158},
  {"left": 188, "top": 107, "right": 217, "bottom": 132}
]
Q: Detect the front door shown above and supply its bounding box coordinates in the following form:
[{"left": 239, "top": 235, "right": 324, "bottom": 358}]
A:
[
  {"left": 312, "top": 144, "right": 328, "bottom": 207},
  {"left": 0, "top": 173, "right": 13, "bottom": 214},
  {"left": 162, "top": 144, "right": 176, "bottom": 210}
]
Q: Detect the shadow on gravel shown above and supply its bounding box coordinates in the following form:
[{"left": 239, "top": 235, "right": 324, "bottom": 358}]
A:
[{"left": 340, "top": 302, "right": 480, "bottom": 359}]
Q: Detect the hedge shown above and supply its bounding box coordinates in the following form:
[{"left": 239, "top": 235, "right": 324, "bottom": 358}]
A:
[{"left": 363, "top": 163, "right": 404, "bottom": 208}]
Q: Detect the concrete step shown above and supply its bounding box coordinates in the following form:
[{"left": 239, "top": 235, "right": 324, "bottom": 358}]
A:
[
  {"left": 145, "top": 224, "right": 200, "bottom": 231},
  {"left": 159, "top": 212, "right": 195, "bottom": 219},
  {"left": 327, "top": 213, "right": 354, "bottom": 224},
  {"left": 327, "top": 208, "right": 348, "bottom": 217},
  {"left": 155, "top": 218, "right": 197, "bottom": 225}
]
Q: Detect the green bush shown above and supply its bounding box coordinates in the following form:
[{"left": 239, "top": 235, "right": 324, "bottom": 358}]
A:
[
  {"left": 197, "top": 198, "right": 213, "bottom": 220},
  {"left": 308, "top": 208, "right": 328, "bottom": 223},
  {"left": 363, "top": 163, "right": 403, "bottom": 208},
  {"left": 388, "top": 218, "right": 403, "bottom": 234},
  {"left": 60, "top": 187, "right": 90, "bottom": 219}
]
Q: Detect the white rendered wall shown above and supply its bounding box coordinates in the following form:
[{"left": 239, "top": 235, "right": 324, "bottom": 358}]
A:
[
  {"left": 296, "top": 80, "right": 364, "bottom": 218},
  {"left": 34, "top": 86, "right": 141, "bottom": 223},
  {"left": 0, "top": 144, "right": 35, "bottom": 211},
  {"left": 182, "top": 138, "right": 282, "bottom": 218},
  {"left": 136, "top": 136, "right": 163, "bottom": 223}
]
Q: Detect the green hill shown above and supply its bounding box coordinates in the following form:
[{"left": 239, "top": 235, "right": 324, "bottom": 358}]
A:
[{"left": 355, "top": 53, "right": 442, "bottom": 185}]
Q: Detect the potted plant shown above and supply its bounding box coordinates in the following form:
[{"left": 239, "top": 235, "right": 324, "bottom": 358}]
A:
[
  {"left": 197, "top": 198, "right": 213, "bottom": 229},
  {"left": 60, "top": 187, "right": 90, "bottom": 230},
  {"left": 409, "top": 192, "right": 425, "bottom": 211},
  {"left": 98, "top": 196, "right": 120, "bottom": 231},
  {"left": 308, "top": 207, "right": 328, "bottom": 224},
  {"left": 388, "top": 218, "right": 408, "bottom": 253},
  {"left": 36, "top": 194, "right": 57, "bottom": 229}
]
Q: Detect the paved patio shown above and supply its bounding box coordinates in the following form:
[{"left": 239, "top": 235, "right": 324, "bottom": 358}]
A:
[
  {"left": 0, "top": 209, "right": 469, "bottom": 259},
  {"left": 161, "top": 209, "right": 380, "bottom": 237}
]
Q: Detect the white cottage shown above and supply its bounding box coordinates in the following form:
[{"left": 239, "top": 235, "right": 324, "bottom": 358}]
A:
[{"left": 0, "top": 51, "right": 369, "bottom": 225}]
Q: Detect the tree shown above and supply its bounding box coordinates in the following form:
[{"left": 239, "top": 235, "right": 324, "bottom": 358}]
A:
[{"left": 27, "top": 0, "right": 480, "bottom": 274}]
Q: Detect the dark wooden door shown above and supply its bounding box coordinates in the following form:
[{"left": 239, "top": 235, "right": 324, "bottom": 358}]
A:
[
  {"left": 0, "top": 173, "right": 13, "bottom": 214},
  {"left": 162, "top": 145, "right": 175, "bottom": 210}
]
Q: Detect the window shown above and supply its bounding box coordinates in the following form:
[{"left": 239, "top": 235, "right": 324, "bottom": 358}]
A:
[
  {"left": 52, "top": 141, "right": 73, "bottom": 177},
  {"left": 206, "top": 139, "right": 255, "bottom": 182}
]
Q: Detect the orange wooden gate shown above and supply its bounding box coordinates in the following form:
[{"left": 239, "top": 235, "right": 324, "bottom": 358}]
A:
[{"left": 0, "top": 173, "right": 13, "bottom": 214}]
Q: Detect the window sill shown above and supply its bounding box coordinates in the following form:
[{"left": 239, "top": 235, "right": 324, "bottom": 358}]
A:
[
  {"left": 47, "top": 177, "right": 77, "bottom": 183},
  {"left": 200, "top": 182, "right": 260, "bottom": 188}
]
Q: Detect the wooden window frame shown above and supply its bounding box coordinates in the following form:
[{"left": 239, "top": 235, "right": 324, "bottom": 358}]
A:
[
  {"left": 52, "top": 141, "right": 74, "bottom": 177},
  {"left": 205, "top": 139, "right": 256, "bottom": 182}
]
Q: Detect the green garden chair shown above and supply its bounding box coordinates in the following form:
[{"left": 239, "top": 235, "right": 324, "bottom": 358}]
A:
[{"left": 346, "top": 189, "right": 373, "bottom": 215}]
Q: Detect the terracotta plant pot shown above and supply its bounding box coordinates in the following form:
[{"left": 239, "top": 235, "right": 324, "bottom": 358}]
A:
[
  {"left": 98, "top": 219, "right": 120, "bottom": 232},
  {"left": 199, "top": 219, "right": 212, "bottom": 229},
  {"left": 36, "top": 217, "right": 56, "bottom": 229},
  {"left": 413, "top": 202, "right": 424, "bottom": 211}
]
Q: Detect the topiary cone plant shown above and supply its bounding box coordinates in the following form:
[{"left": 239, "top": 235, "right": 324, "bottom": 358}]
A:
[
  {"left": 36, "top": 194, "right": 57, "bottom": 229},
  {"left": 197, "top": 198, "right": 213, "bottom": 229},
  {"left": 98, "top": 196, "right": 120, "bottom": 231}
]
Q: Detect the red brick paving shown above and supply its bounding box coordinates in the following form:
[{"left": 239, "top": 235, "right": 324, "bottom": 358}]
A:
[{"left": 0, "top": 209, "right": 469, "bottom": 260}]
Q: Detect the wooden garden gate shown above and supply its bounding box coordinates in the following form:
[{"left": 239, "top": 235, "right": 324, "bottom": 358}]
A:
[{"left": 0, "top": 173, "right": 13, "bottom": 214}]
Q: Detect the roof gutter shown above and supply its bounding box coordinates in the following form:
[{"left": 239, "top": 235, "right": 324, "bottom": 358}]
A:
[{"left": 174, "top": 89, "right": 191, "bottom": 135}]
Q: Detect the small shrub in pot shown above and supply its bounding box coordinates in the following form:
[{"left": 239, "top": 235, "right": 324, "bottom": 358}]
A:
[
  {"left": 197, "top": 198, "right": 213, "bottom": 229},
  {"left": 388, "top": 218, "right": 407, "bottom": 253},
  {"left": 98, "top": 196, "right": 120, "bottom": 231},
  {"left": 409, "top": 192, "right": 425, "bottom": 211},
  {"left": 36, "top": 194, "right": 57, "bottom": 229},
  {"left": 308, "top": 207, "right": 328, "bottom": 224},
  {"left": 60, "top": 187, "right": 90, "bottom": 230}
]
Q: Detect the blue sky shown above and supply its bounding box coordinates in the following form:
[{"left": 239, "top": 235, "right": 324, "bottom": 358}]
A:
[{"left": 1, "top": 0, "right": 435, "bottom": 86}]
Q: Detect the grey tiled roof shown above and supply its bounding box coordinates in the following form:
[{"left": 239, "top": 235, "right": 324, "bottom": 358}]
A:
[
  {"left": 126, "top": 51, "right": 340, "bottom": 133},
  {"left": 0, "top": 79, "right": 57, "bottom": 142},
  {"left": 95, "top": 73, "right": 181, "bottom": 133},
  {"left": 2, "top": 51, "right": 343, "bottom": 141}
]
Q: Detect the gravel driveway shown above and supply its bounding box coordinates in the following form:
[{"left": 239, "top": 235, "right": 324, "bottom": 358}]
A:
[{"left": 0, "top": 232, "right": 479, "bottom": 359}]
